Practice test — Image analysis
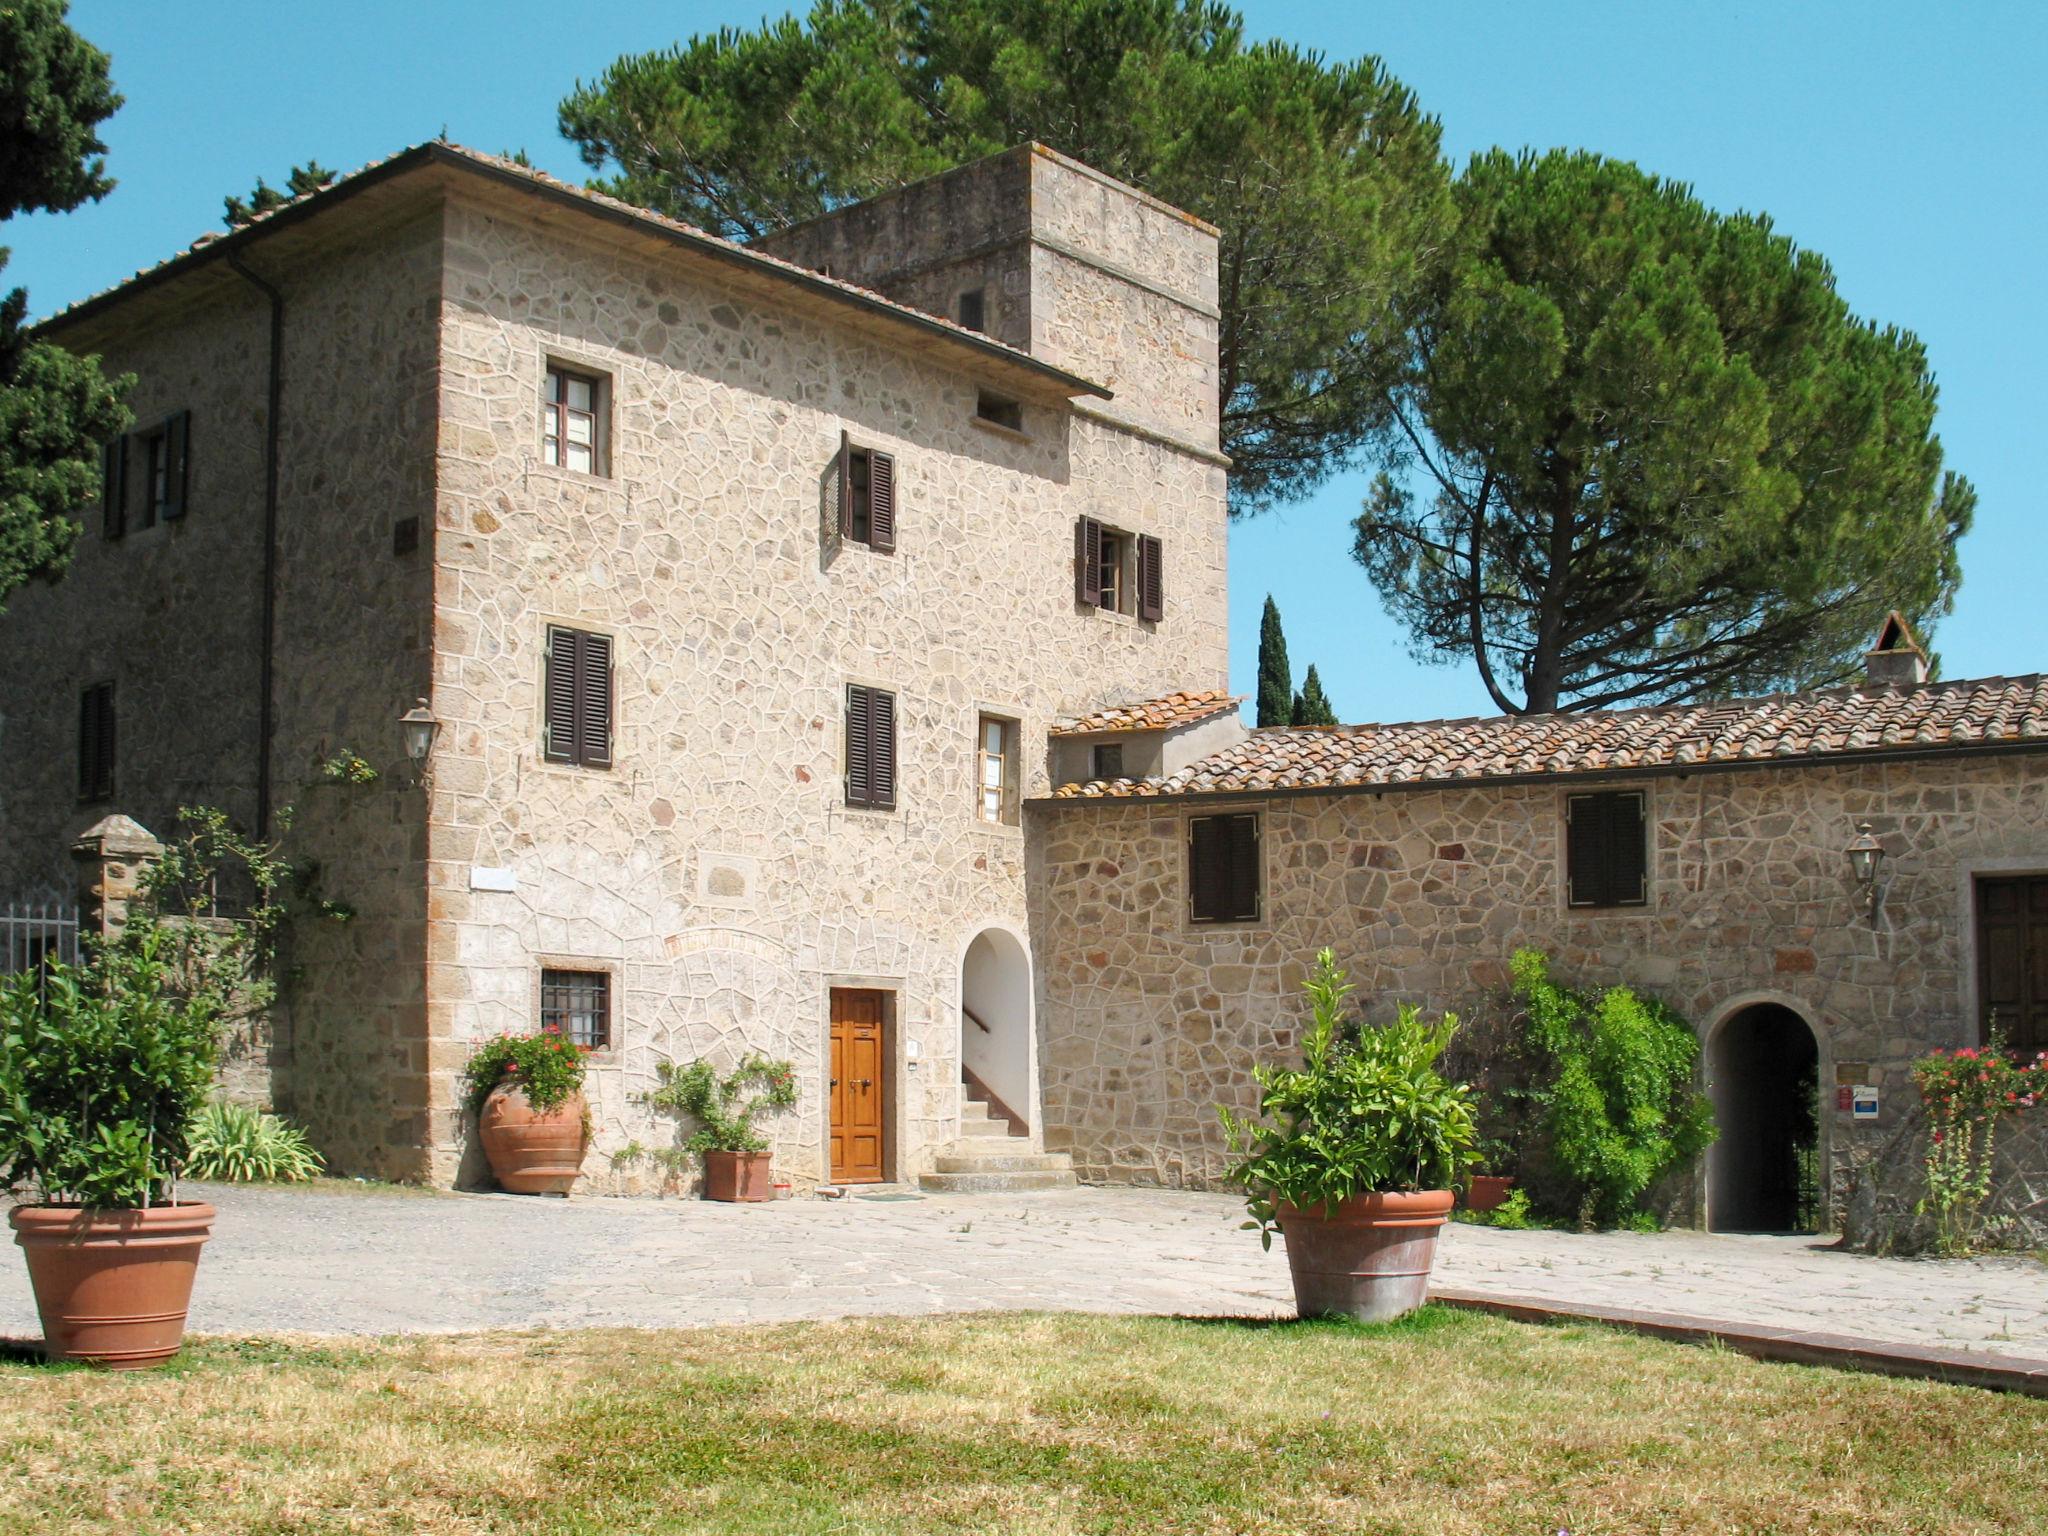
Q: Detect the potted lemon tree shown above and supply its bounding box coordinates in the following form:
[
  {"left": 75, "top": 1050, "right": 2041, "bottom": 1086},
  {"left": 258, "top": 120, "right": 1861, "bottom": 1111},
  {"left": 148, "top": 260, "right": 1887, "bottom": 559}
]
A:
[{"left": 1220, "top": 949, "right": 1477, "bottom": 1323}]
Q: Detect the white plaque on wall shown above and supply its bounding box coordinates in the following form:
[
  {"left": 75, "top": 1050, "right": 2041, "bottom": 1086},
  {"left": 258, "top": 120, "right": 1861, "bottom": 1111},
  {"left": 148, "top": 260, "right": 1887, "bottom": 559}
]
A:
[{"left": 469, "top": 866, "right": 518, "bottom": 893}]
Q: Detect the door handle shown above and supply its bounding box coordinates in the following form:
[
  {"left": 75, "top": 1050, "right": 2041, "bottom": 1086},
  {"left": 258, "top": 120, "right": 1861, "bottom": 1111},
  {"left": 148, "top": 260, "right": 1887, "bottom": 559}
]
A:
[
  {"left": 830, "top": 1077, "right": 839, "bottom": 1088},
  {"left": 859, "top": 1078, "right": 873, "bottom": 1090}
]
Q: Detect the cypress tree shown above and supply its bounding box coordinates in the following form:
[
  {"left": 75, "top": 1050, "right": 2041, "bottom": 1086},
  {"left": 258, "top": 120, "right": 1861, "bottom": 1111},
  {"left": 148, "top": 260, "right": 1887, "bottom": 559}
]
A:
[
  {"left": 1292, "top": 665, "right": 1338, "bottom": 726},
  {"left": 1255, "top": 595, "right": 1292, "bottom": 728}
]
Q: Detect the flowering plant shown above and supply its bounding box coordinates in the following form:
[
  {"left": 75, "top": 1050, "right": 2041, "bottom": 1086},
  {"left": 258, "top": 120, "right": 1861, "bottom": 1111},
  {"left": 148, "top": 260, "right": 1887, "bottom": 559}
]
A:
[
  {"left": 461, "top": 1030, "right": 588, "bottom": 1115},
  {"left": 1911, "top": 1036, "right": 2048, "bottom": 1255}
]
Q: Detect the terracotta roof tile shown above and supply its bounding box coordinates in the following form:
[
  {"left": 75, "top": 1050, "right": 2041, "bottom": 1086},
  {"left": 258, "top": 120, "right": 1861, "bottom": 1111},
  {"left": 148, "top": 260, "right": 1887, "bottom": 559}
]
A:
[
  {"left": 1050, "top": 675, "right": 2048, "bottom": 799},
  {"left": 1049, "top": 689, "right": 1243, "bottom": 737}
]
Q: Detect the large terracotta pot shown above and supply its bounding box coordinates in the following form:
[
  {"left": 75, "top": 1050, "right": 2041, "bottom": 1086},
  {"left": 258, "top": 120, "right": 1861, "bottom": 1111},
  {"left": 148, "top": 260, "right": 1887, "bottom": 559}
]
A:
[
  {"left": 1465, "top": 1174, "right": 1515, "bottom": 1214},
  {"left": 479, "top": 1083, "right": 589, "bottom": 1195},
  {"left": 10, "top": 1200, "right": 215, "bottom": 1368},
  {"left": 702, "top": 1149, "right": 773, "bottom": 1203},
  {"left": 1275, "top": 1190, "right": 1454, "bottom": 1323}
]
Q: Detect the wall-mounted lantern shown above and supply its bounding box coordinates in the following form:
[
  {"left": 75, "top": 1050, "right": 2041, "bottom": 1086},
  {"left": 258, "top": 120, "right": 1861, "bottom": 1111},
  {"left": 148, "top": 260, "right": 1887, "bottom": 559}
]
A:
[
  {"left": 399, "top": 697, "right": 441, "bottom": 787},
  {"left": 1845, "top": 822, "right": 1886, "bottom": 918}
]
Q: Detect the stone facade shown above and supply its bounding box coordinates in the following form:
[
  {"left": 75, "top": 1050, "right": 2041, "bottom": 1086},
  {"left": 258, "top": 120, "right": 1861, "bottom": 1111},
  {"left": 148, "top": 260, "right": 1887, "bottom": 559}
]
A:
[
  {"left": 0, "top": 144, "right": 1227, "bottom": 1190},
  {"left": 1027, "top": 753, "right": 2048, "bottom": 1236}
]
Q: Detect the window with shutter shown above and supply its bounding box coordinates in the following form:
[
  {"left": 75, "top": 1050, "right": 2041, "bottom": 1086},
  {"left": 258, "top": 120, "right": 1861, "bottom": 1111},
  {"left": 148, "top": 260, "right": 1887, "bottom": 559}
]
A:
[
  {"left": 845, "top": 685, "right": 899, "bottom": 810},
  {"left": 838, "top": 439, "right": 898, "bottom": 552},
  {"left": 1189, "top": 812, "right": 1260, "bottom": 924},
  {"left": 162, "top": 411, "right": 190, "bottom": 520},
  {"left": 100, "top": 436, "right": 127, "bottom": 539},
  {"left": 78, "top": 682, "right": 116, "bottom": 802},
  {"left": 137, "top": 429, "right": 166, "bottom": 530},
  {"left": 1075, "top": 517, "right": 1103, "bottom": 607},
  {"left": 543, "top": 626, "right": 614, "bottom": 769},
  {"left": 1565, "top": 791, "right": 1649, "bottom": 909}
]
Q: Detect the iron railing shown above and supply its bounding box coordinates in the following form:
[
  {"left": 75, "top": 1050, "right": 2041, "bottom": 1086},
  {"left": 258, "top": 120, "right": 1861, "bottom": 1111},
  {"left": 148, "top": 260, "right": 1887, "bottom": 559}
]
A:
[{"left": 0, "top": 901, "right": 82, "bottom": 977}]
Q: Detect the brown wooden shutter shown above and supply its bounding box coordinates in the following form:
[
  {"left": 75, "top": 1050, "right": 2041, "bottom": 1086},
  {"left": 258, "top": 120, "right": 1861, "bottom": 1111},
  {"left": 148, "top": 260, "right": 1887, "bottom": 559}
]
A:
[
  {"left": 1608, "top": 792, "right": 1646, "bottom": 906},
  {"left": 543, "top": 627, "right": 579, "bottom": 763},
  {"left": 1076, "top": 517, "right": 1102, "bottom": 607},
  {"left": 1566, "top": 792, "right": 1647, "bottom": 908},
  {"left": 1189, "top": 815, "right": 1226, "bottom": 922},
  {"left": 870, "top": 688, "right": 897, "bottom": 809},
  {"left": 162, "top": 411, "right": 190, "bottom": 520},
  {"left": 867, "top": 450, "right": 896, "bottom": 553},
  {"left": 1137, "top": 534, "right": 1163, "bottom": 621},
  {"left": 1226, "top": 813, "right": 1259, "bottom": 920},
  {"left": 1565, "top": 795, "right": 1600, "bottom": 907},
  {"left": 101, "top": 437, "right": 126, "bottom": 539},
  {"left": 578, "top": 631, "right": 614, "bottom": 769},
  {"left": 845, "top": 684, "right": 873, "bottom": 806},
  {"left": 79, "top": 683, "right": 115, "bottom": 800},
  {"left": 836, "top": 432, "right": 854, "bottom": 541}
]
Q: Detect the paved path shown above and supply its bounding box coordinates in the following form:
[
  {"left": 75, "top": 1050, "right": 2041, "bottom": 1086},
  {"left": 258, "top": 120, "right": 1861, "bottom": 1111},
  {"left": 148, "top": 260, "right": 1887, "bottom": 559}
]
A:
[{"left": 4, "top": 1183, "right": 2043, "bottom": 1362}]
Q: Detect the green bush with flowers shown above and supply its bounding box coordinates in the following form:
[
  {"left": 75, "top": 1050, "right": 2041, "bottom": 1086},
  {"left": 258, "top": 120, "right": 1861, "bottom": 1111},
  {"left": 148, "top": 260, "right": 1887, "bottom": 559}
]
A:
[
  {"left": 461, "top": 1031, "right": 588, "bottom": 1116},
  {"left": 1912, "top": 1036, "right": 2048, "bottom": 1256}
]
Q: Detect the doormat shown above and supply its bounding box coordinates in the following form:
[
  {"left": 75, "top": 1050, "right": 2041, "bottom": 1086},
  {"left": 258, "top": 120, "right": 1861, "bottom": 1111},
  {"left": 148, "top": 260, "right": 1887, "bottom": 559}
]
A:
[{"left": 855, "top": 1192, "right": 924, "bottom": 1202}]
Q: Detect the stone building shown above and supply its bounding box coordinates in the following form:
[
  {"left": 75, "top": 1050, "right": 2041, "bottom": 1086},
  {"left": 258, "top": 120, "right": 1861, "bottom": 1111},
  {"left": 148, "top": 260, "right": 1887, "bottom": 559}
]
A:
[
  {"left": 0, "top": 141, "right": 1227, "bottom": 1189},
  {"left": 3, "top": 138, "right": 2040, "bottom": 1238},
  {"left": 1030, "top": 625, "right": 2048, "bottom": 1243}
]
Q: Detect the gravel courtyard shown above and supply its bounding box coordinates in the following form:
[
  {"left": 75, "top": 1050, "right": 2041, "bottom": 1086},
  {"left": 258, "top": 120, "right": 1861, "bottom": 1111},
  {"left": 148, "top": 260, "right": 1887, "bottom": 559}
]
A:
[{"left": 5, "top": 1182, "right": 2044, "bottom": 1360}]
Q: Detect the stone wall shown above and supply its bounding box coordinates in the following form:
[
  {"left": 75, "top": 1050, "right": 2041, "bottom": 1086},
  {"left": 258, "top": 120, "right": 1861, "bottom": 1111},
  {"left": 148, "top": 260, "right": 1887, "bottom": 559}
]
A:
[
  {"left": 1840, "top": 1100, "right": 2048, "bottom": 1253},
  {"left": 421, "top": 181, "right": 1229, "bottom": 1188},
  {"left": 0, "top": 199, "right": 444, "bottom": 1176},
  {"left": 1027, "top": 753, "right": 2048, "bottom": 1227}
]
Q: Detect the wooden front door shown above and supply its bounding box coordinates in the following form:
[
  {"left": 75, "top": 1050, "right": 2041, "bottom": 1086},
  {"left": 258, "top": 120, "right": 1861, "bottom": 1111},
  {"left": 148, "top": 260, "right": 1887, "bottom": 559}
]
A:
[
  {"left": 830, "top": 989, "right": 887, "bottom": 1183},
  {"left": 1978, "top": 876, "right": 2048, "bottom": 1055}
]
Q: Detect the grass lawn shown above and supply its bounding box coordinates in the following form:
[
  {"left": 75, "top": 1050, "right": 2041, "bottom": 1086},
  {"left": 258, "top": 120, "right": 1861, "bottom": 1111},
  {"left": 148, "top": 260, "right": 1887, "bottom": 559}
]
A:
[{"left": 1, "top": 1308, "right": 2040, "bottom": 1534}]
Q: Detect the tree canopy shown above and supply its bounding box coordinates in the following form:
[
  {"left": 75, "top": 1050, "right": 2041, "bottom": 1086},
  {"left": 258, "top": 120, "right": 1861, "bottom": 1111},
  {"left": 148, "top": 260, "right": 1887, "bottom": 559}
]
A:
[
  {"left": 223, "top": 160, "right": 336, "bottom": 228},
  {"left": 1353, "top": 149, "right": 1973, "bottom": 716},
  {"left": 0, "top": 0, "right": 129, "bottom": 613},
  {"left": 558, "top": 0, "right": 1450, "bottom": 510}
]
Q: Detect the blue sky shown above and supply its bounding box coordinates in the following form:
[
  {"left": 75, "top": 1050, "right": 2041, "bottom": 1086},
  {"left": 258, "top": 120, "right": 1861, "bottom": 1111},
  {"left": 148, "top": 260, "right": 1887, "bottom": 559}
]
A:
[{"left": 8, "top": 2, "right": 2042, "bottom": 724}]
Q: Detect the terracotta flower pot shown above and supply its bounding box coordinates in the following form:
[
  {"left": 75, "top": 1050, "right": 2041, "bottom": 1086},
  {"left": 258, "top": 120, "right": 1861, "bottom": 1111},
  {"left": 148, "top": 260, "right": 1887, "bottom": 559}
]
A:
[
  {"left": 479, "top": 1083, "right": 589, "bottom": 1195},
  {"left": 1275, "top": 1190, "right": 1454, "bottom": 1323},
  {"left": 1465, "top": 1174, "right": 1515, "bottom": 1214},
  {"left": 702, "top": 1149, "right": 773, "bottom": 1202},
  {"left": 10, "top": 1200, "right": 215, "bottom": 1368}
]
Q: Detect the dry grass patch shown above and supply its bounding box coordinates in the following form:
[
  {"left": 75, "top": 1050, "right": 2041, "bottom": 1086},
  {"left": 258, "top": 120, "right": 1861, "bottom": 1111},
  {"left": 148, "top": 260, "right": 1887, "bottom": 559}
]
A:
[{"left": 0, "top": 1308, "right": 2040, "bottom": 1534}]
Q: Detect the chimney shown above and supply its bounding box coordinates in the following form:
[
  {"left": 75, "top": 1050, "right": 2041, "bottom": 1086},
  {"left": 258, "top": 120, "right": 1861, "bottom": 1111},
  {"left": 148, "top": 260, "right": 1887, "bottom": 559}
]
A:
[{"left": 1864, "top": 611, "right": 1930, "bottom": 688}]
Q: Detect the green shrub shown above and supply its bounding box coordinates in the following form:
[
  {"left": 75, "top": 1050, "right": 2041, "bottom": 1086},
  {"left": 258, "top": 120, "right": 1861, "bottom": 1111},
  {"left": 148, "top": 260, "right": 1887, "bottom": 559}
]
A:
[
  {"left": 1912, "top": 1037, "right": 2048, "bottom": 1255},
  {"left": 1220, "top": 948, "right": 1478, "bottom": 1248},
  {"left": 0, "top": 926, "right": 223, "bottom": 1208},
  {"left": 645, "top": 1054, "right": 798, "bottom": 1153},
  {"left": 1487, "top": 1188, "right": 1536, "bottom": 1230},
  {"left": 184, "top": 1101, "right": 325, "bottom": 1183},
  {"left": 1511, "top": 947, "right": 1715, "bottom": 1229},
  {"left": 461, "top": 1032, "right": 588, "bottom": 1115}
]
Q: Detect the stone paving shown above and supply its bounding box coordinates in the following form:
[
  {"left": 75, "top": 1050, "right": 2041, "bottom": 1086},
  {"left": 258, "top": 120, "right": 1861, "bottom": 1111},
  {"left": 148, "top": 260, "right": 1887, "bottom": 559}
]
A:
[{"left": 4, "top": 1183, "right": 2044, "bottom": 1361}]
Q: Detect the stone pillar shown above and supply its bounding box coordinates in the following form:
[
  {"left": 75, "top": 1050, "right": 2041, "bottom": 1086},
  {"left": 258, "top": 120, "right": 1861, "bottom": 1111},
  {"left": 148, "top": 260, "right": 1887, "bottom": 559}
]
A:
[{"left": 71, "top": 814, "right": 164, "bottom": 944}]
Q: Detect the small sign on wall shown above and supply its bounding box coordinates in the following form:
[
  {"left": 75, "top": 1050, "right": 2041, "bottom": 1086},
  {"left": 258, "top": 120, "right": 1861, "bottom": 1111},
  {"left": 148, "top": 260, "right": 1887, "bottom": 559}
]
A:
[
  {"left": 1850, "top": 1086, "right": 1880, "bottom": 1121},
  {"left": 469, "top": 866, "right": 518, "bottom": 893}
]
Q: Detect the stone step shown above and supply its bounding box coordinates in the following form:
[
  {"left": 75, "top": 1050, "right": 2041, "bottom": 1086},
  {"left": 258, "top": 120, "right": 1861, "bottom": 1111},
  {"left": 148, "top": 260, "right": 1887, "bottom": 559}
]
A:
[
  {"left": 917, "top": 1167, "right": 1078, "bottom": 1194},
  {"left": 957, "top": 1114, "right": 1018, "bottom": 1138},
  {"left": 958, "top": 1097, "right": 997, "bottom": 1121},
  {"left": 933, "top": 1150, "right": 1072, "bottom": 1174}
]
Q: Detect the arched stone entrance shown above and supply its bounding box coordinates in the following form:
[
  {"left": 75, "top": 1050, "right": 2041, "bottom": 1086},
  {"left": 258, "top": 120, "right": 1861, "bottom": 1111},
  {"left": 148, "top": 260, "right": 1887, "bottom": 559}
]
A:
[
  {"left": 1706, "top": 1002, "right": 1822, "bottom": 1232},
  {"left": 960, "top": 927, "right": 1033, "bottom": 1135}
]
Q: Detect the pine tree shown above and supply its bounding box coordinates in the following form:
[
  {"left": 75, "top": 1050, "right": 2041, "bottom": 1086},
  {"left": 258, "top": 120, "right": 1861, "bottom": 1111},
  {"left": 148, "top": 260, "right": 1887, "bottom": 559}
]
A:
[
  {"left": 1255, "top": 595, "right": 1292, "bottom": 728},
  {"left": 0, "top": 0, "right": 130, "bottom": 613},
  {"left": 1291, "top": 665, "right": 1337, "bottom": 726},
  {"left": 223, "top": 161, "right": 336, "bottom": 228}
]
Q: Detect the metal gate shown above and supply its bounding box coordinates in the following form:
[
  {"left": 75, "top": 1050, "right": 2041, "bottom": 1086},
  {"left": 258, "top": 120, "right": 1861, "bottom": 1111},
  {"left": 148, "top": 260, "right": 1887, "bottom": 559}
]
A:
[{"left": 0, "top": 901, "right": 82, "bottom": 976}]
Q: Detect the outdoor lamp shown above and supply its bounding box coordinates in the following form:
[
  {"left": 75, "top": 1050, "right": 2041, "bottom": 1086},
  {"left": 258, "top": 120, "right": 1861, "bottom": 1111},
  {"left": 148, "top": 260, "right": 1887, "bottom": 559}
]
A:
[
  {"left": 1845, "top": 822, "right": 1885, "bottom": 917},
  {"left": 400, "top": 698, "right": 441, "bottom": 784}
]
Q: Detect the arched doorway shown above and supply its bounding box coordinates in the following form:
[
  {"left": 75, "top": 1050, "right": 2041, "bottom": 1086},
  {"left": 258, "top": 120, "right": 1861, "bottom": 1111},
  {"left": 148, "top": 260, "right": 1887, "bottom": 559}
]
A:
[
  {"left": 960, "top": 928, "right": 1032, "bottom": 1135},
  {"left": 1706, "top": 1003, "right": 1821, "bottom": 1232}
]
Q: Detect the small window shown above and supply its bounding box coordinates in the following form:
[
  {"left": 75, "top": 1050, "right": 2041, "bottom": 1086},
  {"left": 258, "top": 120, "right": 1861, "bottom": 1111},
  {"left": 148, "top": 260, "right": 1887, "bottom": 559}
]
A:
[
  {"left": 1092, "top": 743, "right": 1124, "bottom": 781},
  {"left": 127, "top": 411, "right": 189, "bottom": 531},
  {"left": 1565, "top": 791, "right": 1648, "bottom": 909},
  {"left": 845, "top": 683, "right": 898, "bottom": 810},
  {"left": 541, "top": 968, "right": 612, "bottom": 1049},
  {"left": 1189, "top": 813, "right": 1260, "bottom": 925},
  {"left": 543, "top": 625, "right": 614, "bottom": 769},
  {"left": 542, "top": 365, "right": 606, "bottom": 475},
  {"left": 976, "top": 714, "right": 1020, "bottom": 826},
  {"left": 957, "top": 288, "right": 986, "bottom": 332},
  {"left": 78, "top": 681, "right": 116, "bottom": 802},
  {"left": 1075, "top": 518, "right": 1164, "bottom": 621},
  {"left": 975, "top": 391, "right": 1023, "bottom": 433},
  {"left": 838, "top": 435, "right": 897, "bottom": 553}
]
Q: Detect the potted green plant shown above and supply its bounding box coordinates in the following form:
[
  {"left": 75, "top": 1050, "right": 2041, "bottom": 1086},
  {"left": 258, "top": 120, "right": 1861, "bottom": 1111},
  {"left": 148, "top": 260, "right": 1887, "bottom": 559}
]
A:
[
  {"left": 645, "top": 1054, "right": 798, "bottom": 1201},
  {"left": 0, "top": 927, "right": 225, "bottom": 1368},
  {"left": 1465, "top": 1132, "right": 1518, "bottom": 1214},
  {"left": 463, "top": 1031, "right": 590, "bottom": 1195},
  {"left": 1220, "top": 949, "right": 1478, "bottom": 1323}
]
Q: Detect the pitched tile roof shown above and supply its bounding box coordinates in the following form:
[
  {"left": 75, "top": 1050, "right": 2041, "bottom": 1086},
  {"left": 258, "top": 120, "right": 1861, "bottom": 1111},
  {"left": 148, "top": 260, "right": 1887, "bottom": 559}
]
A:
[
  {"left": 1051, "top": 674, "right": 2048, "bottom": 798},
  {"left": 34, "top": 143, "right": 1111, "bottom": 400},
  {"left": 1050, "top": 689, "right": 1243, "bottom": 737}
]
